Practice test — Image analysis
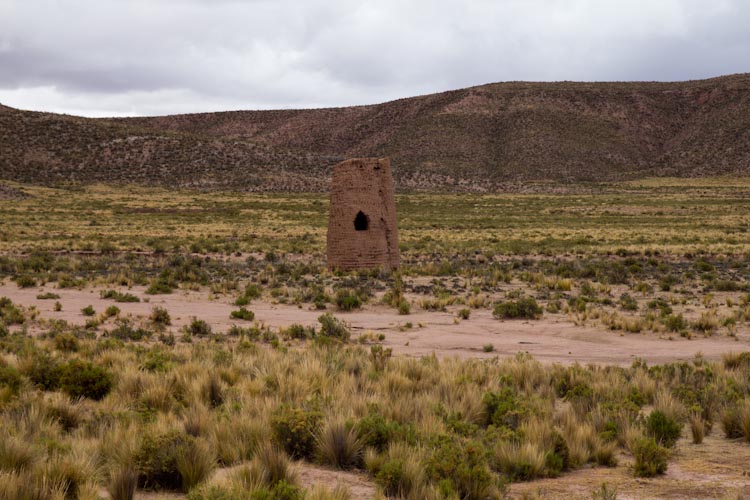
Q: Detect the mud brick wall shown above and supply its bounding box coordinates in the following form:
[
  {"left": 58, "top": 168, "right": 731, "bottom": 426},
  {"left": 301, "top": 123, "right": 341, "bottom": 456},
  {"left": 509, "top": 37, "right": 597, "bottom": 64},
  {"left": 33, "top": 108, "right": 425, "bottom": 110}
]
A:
[{"left": 327, "top": 158, "right": 399, "bottom": 270}]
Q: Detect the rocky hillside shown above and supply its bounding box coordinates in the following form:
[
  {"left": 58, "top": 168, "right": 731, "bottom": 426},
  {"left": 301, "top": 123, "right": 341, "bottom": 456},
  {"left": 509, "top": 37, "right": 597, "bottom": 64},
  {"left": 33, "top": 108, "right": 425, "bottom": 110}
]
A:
[{"left": 2, "top": 74, "right": 750, "bottom": 191}]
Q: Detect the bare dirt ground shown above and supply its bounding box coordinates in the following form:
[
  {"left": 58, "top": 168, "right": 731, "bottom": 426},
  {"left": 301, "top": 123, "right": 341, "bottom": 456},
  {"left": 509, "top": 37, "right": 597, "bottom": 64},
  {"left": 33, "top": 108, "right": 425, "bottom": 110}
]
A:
[
  {"left": 509, "top": 433, "right": 750, "bottom": 500},
  {"left": 3, "top": 283, "right": 748, "bottom": 367},
  {"left": 4, "top": 282, "right": 750, "bottom": 499}
]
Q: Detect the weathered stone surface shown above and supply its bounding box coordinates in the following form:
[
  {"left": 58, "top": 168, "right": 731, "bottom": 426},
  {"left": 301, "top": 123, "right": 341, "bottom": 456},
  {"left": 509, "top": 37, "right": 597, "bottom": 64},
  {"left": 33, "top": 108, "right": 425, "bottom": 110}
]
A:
[{"left": 327, "top": 158, "right": 399, "bottom": 271}]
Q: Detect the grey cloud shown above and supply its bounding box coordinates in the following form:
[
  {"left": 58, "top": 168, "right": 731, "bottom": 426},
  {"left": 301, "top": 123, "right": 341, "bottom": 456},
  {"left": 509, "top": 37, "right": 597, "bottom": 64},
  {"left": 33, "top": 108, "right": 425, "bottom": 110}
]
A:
[{"left": 0, "top": 0, "right": 748, "bottom": 116}]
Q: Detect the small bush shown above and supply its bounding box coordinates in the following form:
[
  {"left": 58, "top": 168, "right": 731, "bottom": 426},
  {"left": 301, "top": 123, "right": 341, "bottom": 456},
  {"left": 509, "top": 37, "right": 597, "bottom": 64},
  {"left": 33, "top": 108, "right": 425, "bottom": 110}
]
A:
[
  {"left": 483, "top": 388, "right": 526, "bottom": 430},
  {"left": 150, "top": 306, "right": 171, "bottom": 326},
  {"left": 0, "top": 362, "right": 23, "bottom": 397},
  {"left": 492, "top": 297, "right": 542, "bottom": 320},
  {"left": 109, "top": 320, "right": 150, "bottom": 341},
  {"left": 22, "top": 353, "right": 62, "bottom": 390},
  {"left": 105, "top": 305, "right": 121, "bottom": 318},
  {"left": 134, "top": 430, "right": 192, "bottom": 490},
  {"left": 619, "top": 293, "right": 638, "bottom": 311},
  {"left": 397, "top": 300, "right": 411, "bottom": 315},
  {"left": 375, "top": 459, "right": 407, "bottom": 497},
  {"left": 230, "top": 307, "right": 255, "bottom": 321},
  {"left": 664, "top": 314, "right": 688, "bottom": 333},
  {"left": 282, "top": 323, "right": 315, "bottom": 340},
  {"left": 188, "top": 318, "right": 212, "bottom": 337},
  {"left": 632, "top": 437, "right": 668, "bottom": 477},
  {"left": 81, "top": 305, "right": 96, "bottom": 316},
  {"left": 271, "top": 405, "right": 322, "bottom": 459},
  {"left": 425, "top": 437, "right": 500, "bottom": 500},
  {"left": 37, "top": 292, "right": 60, "bottom": 300},
  {"left": 101, "top": 289, "right": 141, "bottom": 303},
  {"left": 146, "top": 279, "right": 174, "bottom": 295},
  {"left": 355, "top": 411, "right": 396, "bottom": 452},
  {"left": 645, "top": 410, "right": 682, "bottom": 447},
  {"left": 317, "top": 314, "right": 350, "bottom": 342},
  {"left": 335, "top": 289, "right": 362, "bottom": 311},
  {"left": 53, "top": 333, "right": 79, "bottom": 352},
  {"left": 458, "top": 308, "right": 471, "bottom": 320},
  {"left": 15, "top": 275, "right": 36, "bottom": 288},
  {"left": 58, "top": 359, "right": 113, "bottom": 400}
]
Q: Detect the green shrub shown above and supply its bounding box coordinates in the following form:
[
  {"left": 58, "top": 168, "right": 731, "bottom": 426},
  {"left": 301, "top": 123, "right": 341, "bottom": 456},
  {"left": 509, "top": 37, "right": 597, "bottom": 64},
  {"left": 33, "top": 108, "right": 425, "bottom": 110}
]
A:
[
  {"left": 100, "top": 289, "right": 141, "bottom": 303},
  {"left": 425, "top": 437, "right": 500, "bottom": 500},
  {"left": 544, "top": 431, "right": 570, "bottom": 476},
  {"left": 282, "top": 324, "right": 315, "bottom": 340},
  {"left": 483, "top": 388, "right": 526, "bottom": 430},
  {"left": 355, "top": 410, "right": 396, "bottom": 452},
  {"left": 664, "top": 314, "right": 688, "bottom": 333},
  {"left": 146, "top": 278, "right": 174, "bottom": 295},
  {"left": 632, "top": 437, "right": 668, "bottom": 477},
  {"left": 618, "top": 293, "right": 638, "bottom": 311},
  {"left": 150, "top": 306, "right": 171, "bottom": 326},
  {"left": 317, "top": 314, "right": 350, "bottom": 342},
  {"left": 109, "top": 319, "right": 150, "bottom": 341},
  {"left": 335, "top": 289, "right": 362, "bottom": 311},
  {"left": 645, "top": 410, "right": 682, "bottom": 447},
  {"left": 15, "top": 275, "right": 36, "bottom": 288},
  {"left": 375, "top": 459, "right": 407, "bottom": 497},
  {"left": 81, "top": 305, "right": 96, "bottom": 316},
  {"left": 53, "top": 333, "right": 79, "bottom": 352},
  {"left": 230, "top": 308, "right": 255, "bottom": 321},
  {"left": 22, "top": 353, "right": 62, "bottom": 390},
  {"left": 188, "top": 318, "right": 212, "bottom": 337},
  {"left": 492, "top": 297, "right": 542, "bottom": 320},
  {"left": 720, "top": 402, "right": 750, "bottom": 441},
  {"left": 105, "top": 305, "right": 121, "bottom": 318},
  {"left": 37, "top": 292, "right": 60, "bottom": 300},
  {"left": 134, "top": 430, "right": 192, "bottom": 490},
  {"left": 1, "top": 297, "right": 26, "bottom": 325},
  {"left": 397, "top": 300, "right": 411, "bottom": 315},
  {"left": 58, "top": 360, "right": 113, "bottom": 400},
  {"left": 458, "top": 308, "right": 471, "bottom": 320},
  {"left": 270, "top": 405, "right": 322, "bottom": 460},
  {"left": 0, "top": 363, "right": 23, "bottom": 396},
  {"left": 140, "top": 348, "right": 174, "bottom": 373}
]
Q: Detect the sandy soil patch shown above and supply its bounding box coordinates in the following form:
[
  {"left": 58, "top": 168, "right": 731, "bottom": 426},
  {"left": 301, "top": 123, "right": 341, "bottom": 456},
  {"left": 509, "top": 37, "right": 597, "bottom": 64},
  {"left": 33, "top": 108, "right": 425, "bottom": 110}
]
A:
[{"left": 3, "top": 283, "right": 748, "bottom": 367}]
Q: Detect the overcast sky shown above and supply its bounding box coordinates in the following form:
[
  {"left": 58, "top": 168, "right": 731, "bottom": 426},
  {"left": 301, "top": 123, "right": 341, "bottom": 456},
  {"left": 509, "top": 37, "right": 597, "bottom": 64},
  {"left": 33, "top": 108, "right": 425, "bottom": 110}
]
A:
[{"left": 0, "top": 0, "right": 748, "bottom": 117}]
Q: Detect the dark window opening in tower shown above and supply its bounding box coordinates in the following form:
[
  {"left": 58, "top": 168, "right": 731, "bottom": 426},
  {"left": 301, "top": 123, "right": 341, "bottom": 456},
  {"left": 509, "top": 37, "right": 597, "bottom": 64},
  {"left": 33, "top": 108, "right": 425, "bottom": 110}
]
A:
[{"left": 354, "top": 211, "right": 369, "bottom": 231}]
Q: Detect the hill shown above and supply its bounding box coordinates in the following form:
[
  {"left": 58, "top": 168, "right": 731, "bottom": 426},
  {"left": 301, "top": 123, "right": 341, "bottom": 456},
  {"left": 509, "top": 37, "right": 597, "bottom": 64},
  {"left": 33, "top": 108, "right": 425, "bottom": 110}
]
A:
[{"left": 2, "top": 74, "right": 750, "bottom": 191}]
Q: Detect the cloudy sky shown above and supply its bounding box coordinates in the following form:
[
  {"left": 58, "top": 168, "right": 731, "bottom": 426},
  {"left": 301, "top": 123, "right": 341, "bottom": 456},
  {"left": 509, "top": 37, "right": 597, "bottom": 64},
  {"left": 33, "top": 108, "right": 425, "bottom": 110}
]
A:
[{"left": 0, "top": 0, "right": 748, "bottom": 117}]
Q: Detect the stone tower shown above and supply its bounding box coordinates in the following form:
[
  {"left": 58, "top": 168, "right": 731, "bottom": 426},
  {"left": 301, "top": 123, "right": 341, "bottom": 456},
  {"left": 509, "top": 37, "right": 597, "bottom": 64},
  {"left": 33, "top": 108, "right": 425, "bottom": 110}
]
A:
[{"left": 327, "top": 158, "right": 399, "bottom": 271}]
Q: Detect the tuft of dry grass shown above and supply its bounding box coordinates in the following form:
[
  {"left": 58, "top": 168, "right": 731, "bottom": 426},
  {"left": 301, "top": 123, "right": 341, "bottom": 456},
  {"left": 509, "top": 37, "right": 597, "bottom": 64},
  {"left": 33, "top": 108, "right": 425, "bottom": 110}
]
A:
[
  {"left": 316, "top": 417, "right": 363, "bottom": 470},
  {"left": 107, "top": 466, "right": 137, "bottom": 500},
  {"left": 175, "top": 438, "right": 216, "bottom": 492}
]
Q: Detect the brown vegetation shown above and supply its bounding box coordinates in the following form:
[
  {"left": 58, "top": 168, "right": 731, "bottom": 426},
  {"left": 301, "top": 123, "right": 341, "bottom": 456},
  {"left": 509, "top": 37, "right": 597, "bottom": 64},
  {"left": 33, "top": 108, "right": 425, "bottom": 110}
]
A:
[{"left": 2, "top": 74, "right": 750, "bottom": 191}]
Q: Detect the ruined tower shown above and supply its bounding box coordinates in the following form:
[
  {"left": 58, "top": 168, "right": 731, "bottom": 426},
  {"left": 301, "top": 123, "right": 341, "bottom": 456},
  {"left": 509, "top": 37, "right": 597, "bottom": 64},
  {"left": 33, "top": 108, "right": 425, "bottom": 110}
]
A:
[{"left": 327, "top": 158, "right": 399, "bottom": 271}]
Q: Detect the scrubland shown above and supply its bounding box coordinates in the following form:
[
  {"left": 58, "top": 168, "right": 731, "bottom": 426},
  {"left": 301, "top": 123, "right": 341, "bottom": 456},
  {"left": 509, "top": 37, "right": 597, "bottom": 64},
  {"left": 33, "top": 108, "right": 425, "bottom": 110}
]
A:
[{"left": 1, "top": 179, "right": 750, "bottom": 499}]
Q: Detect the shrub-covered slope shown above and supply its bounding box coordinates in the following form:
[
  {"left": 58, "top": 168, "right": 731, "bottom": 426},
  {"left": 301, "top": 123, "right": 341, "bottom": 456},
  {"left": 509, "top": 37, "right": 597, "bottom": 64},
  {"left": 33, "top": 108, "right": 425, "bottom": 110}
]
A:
[{"left": 2, "top": 74, "right": 750, "bottom": 191}]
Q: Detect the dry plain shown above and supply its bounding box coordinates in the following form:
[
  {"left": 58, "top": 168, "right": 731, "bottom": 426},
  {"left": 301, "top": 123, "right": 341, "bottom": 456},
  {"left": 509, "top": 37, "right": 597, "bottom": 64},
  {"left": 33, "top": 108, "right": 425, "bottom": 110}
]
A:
[{"left": 1, "top": 180, "right": 750, "bottom": 500}]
